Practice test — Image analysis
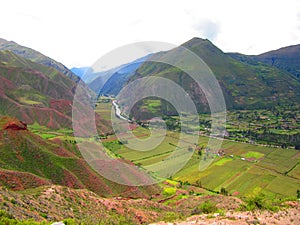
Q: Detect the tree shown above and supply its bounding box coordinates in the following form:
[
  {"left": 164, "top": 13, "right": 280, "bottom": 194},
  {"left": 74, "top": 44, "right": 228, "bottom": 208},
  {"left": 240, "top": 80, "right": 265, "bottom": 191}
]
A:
[
  {"left": 197, "top": 149, "right": 202, "bottom": 156},
  {"left": 281, "top": 143, "right": 287, "bottom": 149},
  {"left": 297, "top": 190, "right": 300, "bottom": 199},
  {"left": 220, "top": 187, "right": 228, "bottom": 196},
  {"left": 195, "top": 179, "right": 202, "bottom": 188}
]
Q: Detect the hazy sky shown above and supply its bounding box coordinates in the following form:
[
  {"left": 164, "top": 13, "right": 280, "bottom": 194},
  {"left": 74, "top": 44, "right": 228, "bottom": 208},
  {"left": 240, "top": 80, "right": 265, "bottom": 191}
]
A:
[{"left": 1, "top": 0, "right": 300, "bottom": 68}]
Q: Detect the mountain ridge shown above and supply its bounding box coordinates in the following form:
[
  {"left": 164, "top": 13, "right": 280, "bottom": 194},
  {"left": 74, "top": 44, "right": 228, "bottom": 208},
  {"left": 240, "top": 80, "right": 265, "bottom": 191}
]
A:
[
  {"left": 0, "top": 38, "right": 80, "bottom": 83},
  {"left": 229, "top": 44, "right": 300, "bottom": 80},
  {"left": 120, "top": 37, "right": 300, "bottom": 119}
]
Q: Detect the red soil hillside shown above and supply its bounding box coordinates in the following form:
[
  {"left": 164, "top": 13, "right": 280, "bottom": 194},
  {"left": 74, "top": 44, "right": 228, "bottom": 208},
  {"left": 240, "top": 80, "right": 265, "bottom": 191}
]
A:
[
  {"left": 0, "top": 116, "right": 159, "bottom": 198},
  {"left": 0, "top": 50, "right": 111, "bottom": 133}
]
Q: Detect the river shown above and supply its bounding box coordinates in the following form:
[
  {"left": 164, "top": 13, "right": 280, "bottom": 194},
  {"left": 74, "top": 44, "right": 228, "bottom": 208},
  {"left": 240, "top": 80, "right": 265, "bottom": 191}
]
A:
[{"left": 112, "top": 100, "right": 129, "bottom": 121}]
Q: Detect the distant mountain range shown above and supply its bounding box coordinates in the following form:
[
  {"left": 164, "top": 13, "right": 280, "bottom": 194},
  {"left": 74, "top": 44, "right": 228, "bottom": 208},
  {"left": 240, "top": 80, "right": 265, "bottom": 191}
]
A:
[
  {"left": 71, "top": 54, "right": 151, "bottom": 97},
  {"left": 73, "top": 38, "right": 300, "bottom": 118},
  {"left": 70, "top": 66, "right": 91, "bottom": 79},
  {"left": 229, "top": 44, "right": 300, "bottom": 79}
]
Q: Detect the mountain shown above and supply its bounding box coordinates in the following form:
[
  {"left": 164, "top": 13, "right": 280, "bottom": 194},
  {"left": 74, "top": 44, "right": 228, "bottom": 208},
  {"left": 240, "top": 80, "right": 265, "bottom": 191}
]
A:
[
  {"left": 75, "top": 54, "right": 151, "bottom": 96},
  {"left": 0, "top": 38, "right": 80, "bottom": 82},
  {"left": 229, "top": 44, "right": 300, "bottom": 79},
  {"left": 0, "top": 116, "right": 159, "bottom": 198},
  {"left": 96, "top": 58, "right": 148, "bottom": 96},
  {"left": 0, "top": 50, "right": 76, "bottom": 129},
  {"left": 71, "top": 66, "right": 91, "bottom": 78},
  {"left": 0, "top": 50, "right": 109, "bottom": 133},
  {"left": 119, "top": 38, "right": 300, "bottom": 119}
]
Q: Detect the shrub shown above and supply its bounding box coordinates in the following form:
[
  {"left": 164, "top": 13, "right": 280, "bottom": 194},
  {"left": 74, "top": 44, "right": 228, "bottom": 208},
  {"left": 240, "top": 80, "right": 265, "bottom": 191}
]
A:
[
  {"left": 63, "top": 219, "right": 78, "bottom": 225},
  {"left": 163, "top": 187, "right": 176, "bottom": 196},
  {"left": 240, "top": 193, "right": 280, "bottom": 212},
  {"left": 200, "top": 201, "right": 218, "bottom": 214},
  {"left": 192, "top": 201, "right": 218, "bottom": 214},
  {"left": 220, "top": 187, "right": 228, "bottom": 196},
  {"left": 162, "top": 212, "right": 182, "bottom": 222}
]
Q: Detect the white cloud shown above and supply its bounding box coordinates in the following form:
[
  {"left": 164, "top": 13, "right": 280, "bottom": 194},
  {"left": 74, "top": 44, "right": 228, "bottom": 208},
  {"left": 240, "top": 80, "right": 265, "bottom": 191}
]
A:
[
  {"left": 0, "top": 0, "right": 299, "bottom": 67},
  {"left": 193, "top": 19, "right": 220, "bottom": 41}
]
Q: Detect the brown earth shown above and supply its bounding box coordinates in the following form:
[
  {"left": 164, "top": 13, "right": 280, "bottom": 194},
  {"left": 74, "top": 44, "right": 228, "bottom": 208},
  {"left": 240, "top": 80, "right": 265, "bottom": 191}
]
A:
[{"left": 151, "top": 201, "right": 300, "bottom": 225}]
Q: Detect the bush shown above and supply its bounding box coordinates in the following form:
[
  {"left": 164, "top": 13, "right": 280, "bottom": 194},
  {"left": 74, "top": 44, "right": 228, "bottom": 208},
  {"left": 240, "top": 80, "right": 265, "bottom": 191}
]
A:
[
  {"left": 192, "top": 201, "right": 218, "bottom": 214},
  {"left": 0, "top": 210, "right": 13, "bottom": 219},
  {"left": 64, "top": 219, "right": 78, "bottom": 225},
  {"left": 0, "top": 210, "right": 49, "bottom": 224},
  {"left": 220, "top": 187, "right": 228, "bottom": 196},
  {"left": 200, "top": 201, "right": 218, "bottom": 214},
  {"left": 162, "top": 212, "right": 182, "bottom": 222},
  {"left": 240, "top": 193, "right": 280, "bottom": 212},
  {"left": 163, "top": 187, "right": 176, "bottom": 196}
]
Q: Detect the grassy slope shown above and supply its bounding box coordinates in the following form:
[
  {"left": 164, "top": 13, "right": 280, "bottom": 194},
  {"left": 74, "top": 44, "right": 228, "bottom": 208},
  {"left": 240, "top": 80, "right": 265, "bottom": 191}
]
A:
[
  {"left": 0, "top": 50, "right": 76, "bottom": 129},
  {"left": 229, "top": 44, "right": 300, "bottom": 80},
  {"left": 0, "top": 116, "right": 159, "bottom": 198},
  {"left": 0, "top": 38, "right": 80, "bottom": 82},
  {"left": 126, "top": 38, "right": 300, "bottom": 118}
]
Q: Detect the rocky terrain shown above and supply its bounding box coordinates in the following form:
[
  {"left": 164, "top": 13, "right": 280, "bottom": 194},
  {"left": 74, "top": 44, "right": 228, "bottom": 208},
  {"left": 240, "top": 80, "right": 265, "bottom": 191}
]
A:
[{"left": 152, "top": 201, "right": 300, "bottom": 225}]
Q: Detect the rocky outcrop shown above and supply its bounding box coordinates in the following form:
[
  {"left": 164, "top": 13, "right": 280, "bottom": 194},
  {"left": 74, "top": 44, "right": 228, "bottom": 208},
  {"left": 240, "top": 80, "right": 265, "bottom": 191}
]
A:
[{"left": 3, "top": 121, "right": 27, "bottom": 131}]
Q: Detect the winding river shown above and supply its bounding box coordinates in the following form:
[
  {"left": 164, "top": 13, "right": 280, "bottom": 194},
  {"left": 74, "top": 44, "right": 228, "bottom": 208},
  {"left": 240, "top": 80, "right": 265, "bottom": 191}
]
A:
[{"left": 112, "top": 100, "right": 129, "bottom": 121}]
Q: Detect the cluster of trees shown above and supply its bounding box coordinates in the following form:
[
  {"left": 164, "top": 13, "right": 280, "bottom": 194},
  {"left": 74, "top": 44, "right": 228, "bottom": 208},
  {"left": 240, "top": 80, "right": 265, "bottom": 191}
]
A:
[{"left": 248, "top": 131, "right": 300, "bottom": 149}]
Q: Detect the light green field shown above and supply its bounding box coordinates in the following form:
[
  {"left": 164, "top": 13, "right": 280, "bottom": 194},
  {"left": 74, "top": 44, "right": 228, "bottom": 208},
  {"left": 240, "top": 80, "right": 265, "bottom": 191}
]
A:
[
  {"left": 214, "top": 157, "right": 233, "bottom": 166},
  {"left": 103, "top": 127, "right": 300, "bottom": 198},
  {"left": 95, "top": 99, "right": 113, "bottom": 121},
  {"left": 19, "top": 97, "right": 42, "bottom": 105},
  {"left": 174, "top": 140, "right": 300, "bottom": 197},
  {"left": 242, "top": 151, "right": 264, "bottom": 159},
  {"left": 28, "top": 123, "right": 74, "bottom": 140}
]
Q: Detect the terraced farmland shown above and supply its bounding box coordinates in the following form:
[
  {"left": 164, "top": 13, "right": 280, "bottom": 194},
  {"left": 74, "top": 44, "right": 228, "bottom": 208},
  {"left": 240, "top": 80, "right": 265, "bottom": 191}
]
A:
[
  {"left": 94, "top": 100, "right": 300, "bottom": 198},
  {"left": 102, "top": 130, "right": 300, "bottom": 198}
]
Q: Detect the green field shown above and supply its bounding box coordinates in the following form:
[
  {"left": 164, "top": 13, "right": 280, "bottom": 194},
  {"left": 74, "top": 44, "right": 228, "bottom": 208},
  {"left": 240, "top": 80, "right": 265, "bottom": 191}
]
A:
[
  {"left": 59, "top": 101, "right": 300, "bottom": 199},
  {"left": 242, "top": 151, "right": 264, "bottom": 159},
  {"left": 214, "top": 157, "right": 233, "bottom": 166},
  {"left": 102, "top": 125, "right": 300, "bottom": 198}
]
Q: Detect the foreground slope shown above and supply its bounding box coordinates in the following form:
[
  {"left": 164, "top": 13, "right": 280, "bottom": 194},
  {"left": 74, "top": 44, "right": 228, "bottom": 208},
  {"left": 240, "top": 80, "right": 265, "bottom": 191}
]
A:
[
  {"left": 0, "top": 116, "right": 159, "bottom": 198},
  {"left": 0, "top": 183, "right": 299, "bottom": 224}
]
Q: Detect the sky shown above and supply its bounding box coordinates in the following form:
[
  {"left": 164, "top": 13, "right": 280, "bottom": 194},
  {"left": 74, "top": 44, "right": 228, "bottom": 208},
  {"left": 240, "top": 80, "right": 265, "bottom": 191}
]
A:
[{"left": 1, "top": 0, "right": 300, "bottom": 68}]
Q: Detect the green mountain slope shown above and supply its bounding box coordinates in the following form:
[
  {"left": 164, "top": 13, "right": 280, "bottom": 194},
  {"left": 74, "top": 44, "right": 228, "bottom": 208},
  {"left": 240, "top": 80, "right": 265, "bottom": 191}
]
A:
[
  {"left": 0, "top": 38, "right": 80, "bottom": 82},
  {"left": 0, "top": 50, "right": 76, "bottom": 129},
  {"left": 125, "top": 38, "right": 300, "bottom": 118},
  {"left": 0, "top": 50, "right": 111, "bottom": 134},
  {"left": 229, "top": 44, "right": 300, "bottom": 79}
]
